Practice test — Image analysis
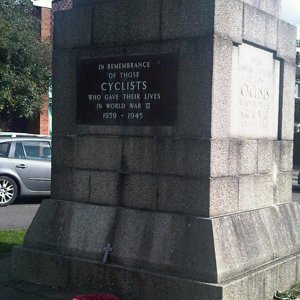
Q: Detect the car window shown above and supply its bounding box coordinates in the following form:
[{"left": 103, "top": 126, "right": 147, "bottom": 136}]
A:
[
  {"left": 22, "top": 141, "right": 51, "bottom": 160},
  {"left": 14, "top": 142, "right": 26, "bottom": 159},
  {"left": 0, "top": 142, "right": 10, "bottom": 157}
]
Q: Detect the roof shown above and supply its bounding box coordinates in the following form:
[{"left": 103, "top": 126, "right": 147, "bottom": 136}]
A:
[
  {"left": 0, "top": 132, "right": 51, "bottom": 138},
  {"left": 31, "top": 0, "right": 53, "bottom": 8}
]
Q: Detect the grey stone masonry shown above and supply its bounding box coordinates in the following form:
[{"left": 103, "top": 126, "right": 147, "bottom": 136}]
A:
[
  {"left": 13, "top": 0, "right": 299, "bottom": 299},
  {"left": 12, "top": 200, "right": 300, "bottom": 299}
]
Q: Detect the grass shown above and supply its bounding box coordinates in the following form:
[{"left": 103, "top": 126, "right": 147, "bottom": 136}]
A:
[{"left": 0, "top": 229, "right": 26, "bottom": 254}]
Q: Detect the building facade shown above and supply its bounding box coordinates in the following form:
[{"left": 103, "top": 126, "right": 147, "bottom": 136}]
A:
[{"left": 27, "top": 0, "right": 73, "bottom": 135}]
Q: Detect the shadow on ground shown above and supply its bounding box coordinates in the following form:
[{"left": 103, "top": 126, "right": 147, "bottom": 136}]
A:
[{"left": 12, "top": 196, "right": 46, "bottom": 205}]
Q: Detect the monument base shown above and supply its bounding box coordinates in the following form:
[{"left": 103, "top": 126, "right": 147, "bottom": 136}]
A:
[
  {"left": 12, "top": 199, "right": 300, "bottom": 300},
  {"left": 12, "top": 245, "right": 300, "bottom": 300}
]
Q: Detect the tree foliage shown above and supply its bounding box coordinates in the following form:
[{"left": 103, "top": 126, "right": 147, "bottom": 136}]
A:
[{"left": 0, "top": 0, "right": 51, "bottom": 130}]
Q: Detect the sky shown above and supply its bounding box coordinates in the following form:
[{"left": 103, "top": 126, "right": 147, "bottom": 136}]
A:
[
  {"left": 281, "top": 0, "right": 300, "bottom": 25},
  {"left": 281, "top": 0, "right": 300, "bottom": 38}
]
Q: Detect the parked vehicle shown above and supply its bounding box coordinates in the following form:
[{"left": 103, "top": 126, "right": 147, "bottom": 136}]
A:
[{"left": 0, "top": 133, "right": 51, "bottom": 207}]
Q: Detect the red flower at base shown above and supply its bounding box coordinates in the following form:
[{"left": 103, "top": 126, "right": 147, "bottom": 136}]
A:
[{"left": 72, "top": 294, "right": 120, "bottom": 300}]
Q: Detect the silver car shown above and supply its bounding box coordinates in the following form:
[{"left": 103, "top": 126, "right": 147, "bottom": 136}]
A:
[{"left": 0, "top": 133, "right": 51, "bottom": 206}]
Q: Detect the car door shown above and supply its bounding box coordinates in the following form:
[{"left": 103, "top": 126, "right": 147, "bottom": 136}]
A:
[{"left": 9, "top": 140, "right": 51, "bottom": 192}]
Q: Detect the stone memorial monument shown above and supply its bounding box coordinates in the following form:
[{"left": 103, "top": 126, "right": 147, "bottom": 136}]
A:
[{"left": 12, "top": 0, "right": 299, "bottom": 299}]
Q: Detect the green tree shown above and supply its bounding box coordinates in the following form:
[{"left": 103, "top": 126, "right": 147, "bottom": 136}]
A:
[{"left": 0, "top": 0, "right": 51, "bottom": 130}]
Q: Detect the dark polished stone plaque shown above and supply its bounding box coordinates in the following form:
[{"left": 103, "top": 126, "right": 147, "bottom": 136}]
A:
[{"left": 76, "top": 54, "right": 178, "bottom": 126}]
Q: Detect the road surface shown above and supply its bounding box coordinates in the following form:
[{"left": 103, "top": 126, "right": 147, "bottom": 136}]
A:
[{"left": 0, "top": 197, "right": 43, "bottom": 229}]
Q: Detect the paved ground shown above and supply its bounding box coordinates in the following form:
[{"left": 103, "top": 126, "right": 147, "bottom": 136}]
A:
[{"left": 0, "top": 203, "right": 40, "bottom": 229}]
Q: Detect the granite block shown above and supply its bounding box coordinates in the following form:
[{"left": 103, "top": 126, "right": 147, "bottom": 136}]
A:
[
  {"left": 162, "top": 0, "right": 214, "bottom": 40},
  {"left": 51, "top": 168, "right": 90, "bottom": 203},
  {"left": 90, "top": 171, "right": 119, "bottom": 205},
  {"left": 243, "top": 4, "right": 278, "bottom": 50},
  {"left": 239, "top": 174, "right": 274, "bottom": 211},
  {"left": 223, "top": 257, "right": 297, "bottom": 300},
  {"left": 281, "top": 62, "right": 297, "bottom": 140},
  {"left": 274, "top": 141, "right": 293, "bottom": 172},
  {"left": 12, "top": 246, "right": 70, "bottom": 288},
  {"left": 228, "top": 140, "right": 258, "bottom": 175},
  {"left": 12, "top": 245, "right": 300, "bottom": 300},
  {"left": 24, "top": 200, "right": 118, "bottom": 259},
  {"left": 71, "top": 169, "right": 90, "bottom": 202},
  {"left": 212, "top": 139, "right": 262, "bottom": 177},
  {"left": 210, "top": 139, "right": 229, "bottom": 177},
  {"left": 182, "top": 217, "right": 217, "bottom": 282},
  {"left": 138, "top": 272, "right": 222, "bottom": 300},
  {"left": 213, "top": 209, "right": 274, "bottom": 282},
  {"left": 93, "top": 0, "right": 161, "bottom": 46},
  {"left": 77, "top": 124, "right": 175, "bottom": 138},
  {"left": 115, "top": 0, "right": 161, "bottom": 44},
  {"left": 274, "top": 172, "right": 292, "bottom": 204},
  {"left": 123, "top": 137, "right": 157, "bottom": 173},
  {"left": 227, "top": 142, "right": 239, "bottom": 176},
  {"left": 277, "top": 20, "right": 298, "bottom": 63},
  {"left": 157, "top": 138, "right": 210, "bottom": 177},
  {"left": 93, "top": 2, "right": 117, "bottom": 45},
  {"left": 14, "top": 200, "right": 300, "bottom": 285},
  {"left": 211, "top": 37, "right": 233, "bottom": 138},
  {"left": 214, "top": 0, "right": 243, "bottom": 43},
  {"left": 209, "top": 176, "right": 239, "bottom": 216},
  {"left": 157, "top": 176, "right": 209, "bottom": 216},
  {"left": 13, "top": 246, "right": 221, "bottom": 300},
  {"left": 297, "top": 254, "right": 300, "bottom": 280},
  {"left": 75, "top": 136, "right": 123, "bottom": 171},
  {"left": 64, "top": 203, "right": 117, "bottom": 259},
  {"left": 175, "top": 39, "right": 213, "bottom": 138},
  {"left": 257, "top": 140, "right": 273, "bottom": 173},
  {"left": 264, "top": 264, "right": 278, "bottom": 300},
  {"left": 122, "top": 173, "right": 157, "bottom": 210},
  {"left": 52, "top": 135, "right": 76, "bottom": 168},
  {"left": 276, "top": 257, "right": 297, "bottom": 292},
  {"left": 53, "top": 8, "right": 92, "bottom": 49},
  {"left": 259, "top": 203, "right": 300, "bottom": 258},
  {"left": 104, "top": 265, "right": 139, "bottom": 299},
  {"left": 242, "top": 0, "right": 280, "bottom": 17},
  {"left": 112, "top": 208, "right": 189, "bottom": 276},
  {"left": 52, "top": 49, "right": 77, "bottom": 136},
  {"left": 264, "top": 257, "right": 297, "bottom": 296},
  {"left": 223, "top": 271, "right": 265, "bottom": 300},
  {"left": 51, "top": 162, "right": 69, "bottom": 197},
  {"left": 70, "top": 258, "right": 104, "bottom": 289},
  {"left": 12, "top": 246, "right": 40, "bottom": 284}
]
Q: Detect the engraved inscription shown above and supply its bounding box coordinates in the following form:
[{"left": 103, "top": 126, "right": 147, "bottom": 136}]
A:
[
  {"left": 230, "top": 44, "right": 280, "bottom": 139},
  {"left": 77, "top": 54, "right": 178, "bottom": 126}
]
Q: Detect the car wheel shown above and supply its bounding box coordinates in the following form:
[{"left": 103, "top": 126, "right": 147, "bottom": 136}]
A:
[{"left": 0, "top": 176, "right": 18, "bottom": 207}]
